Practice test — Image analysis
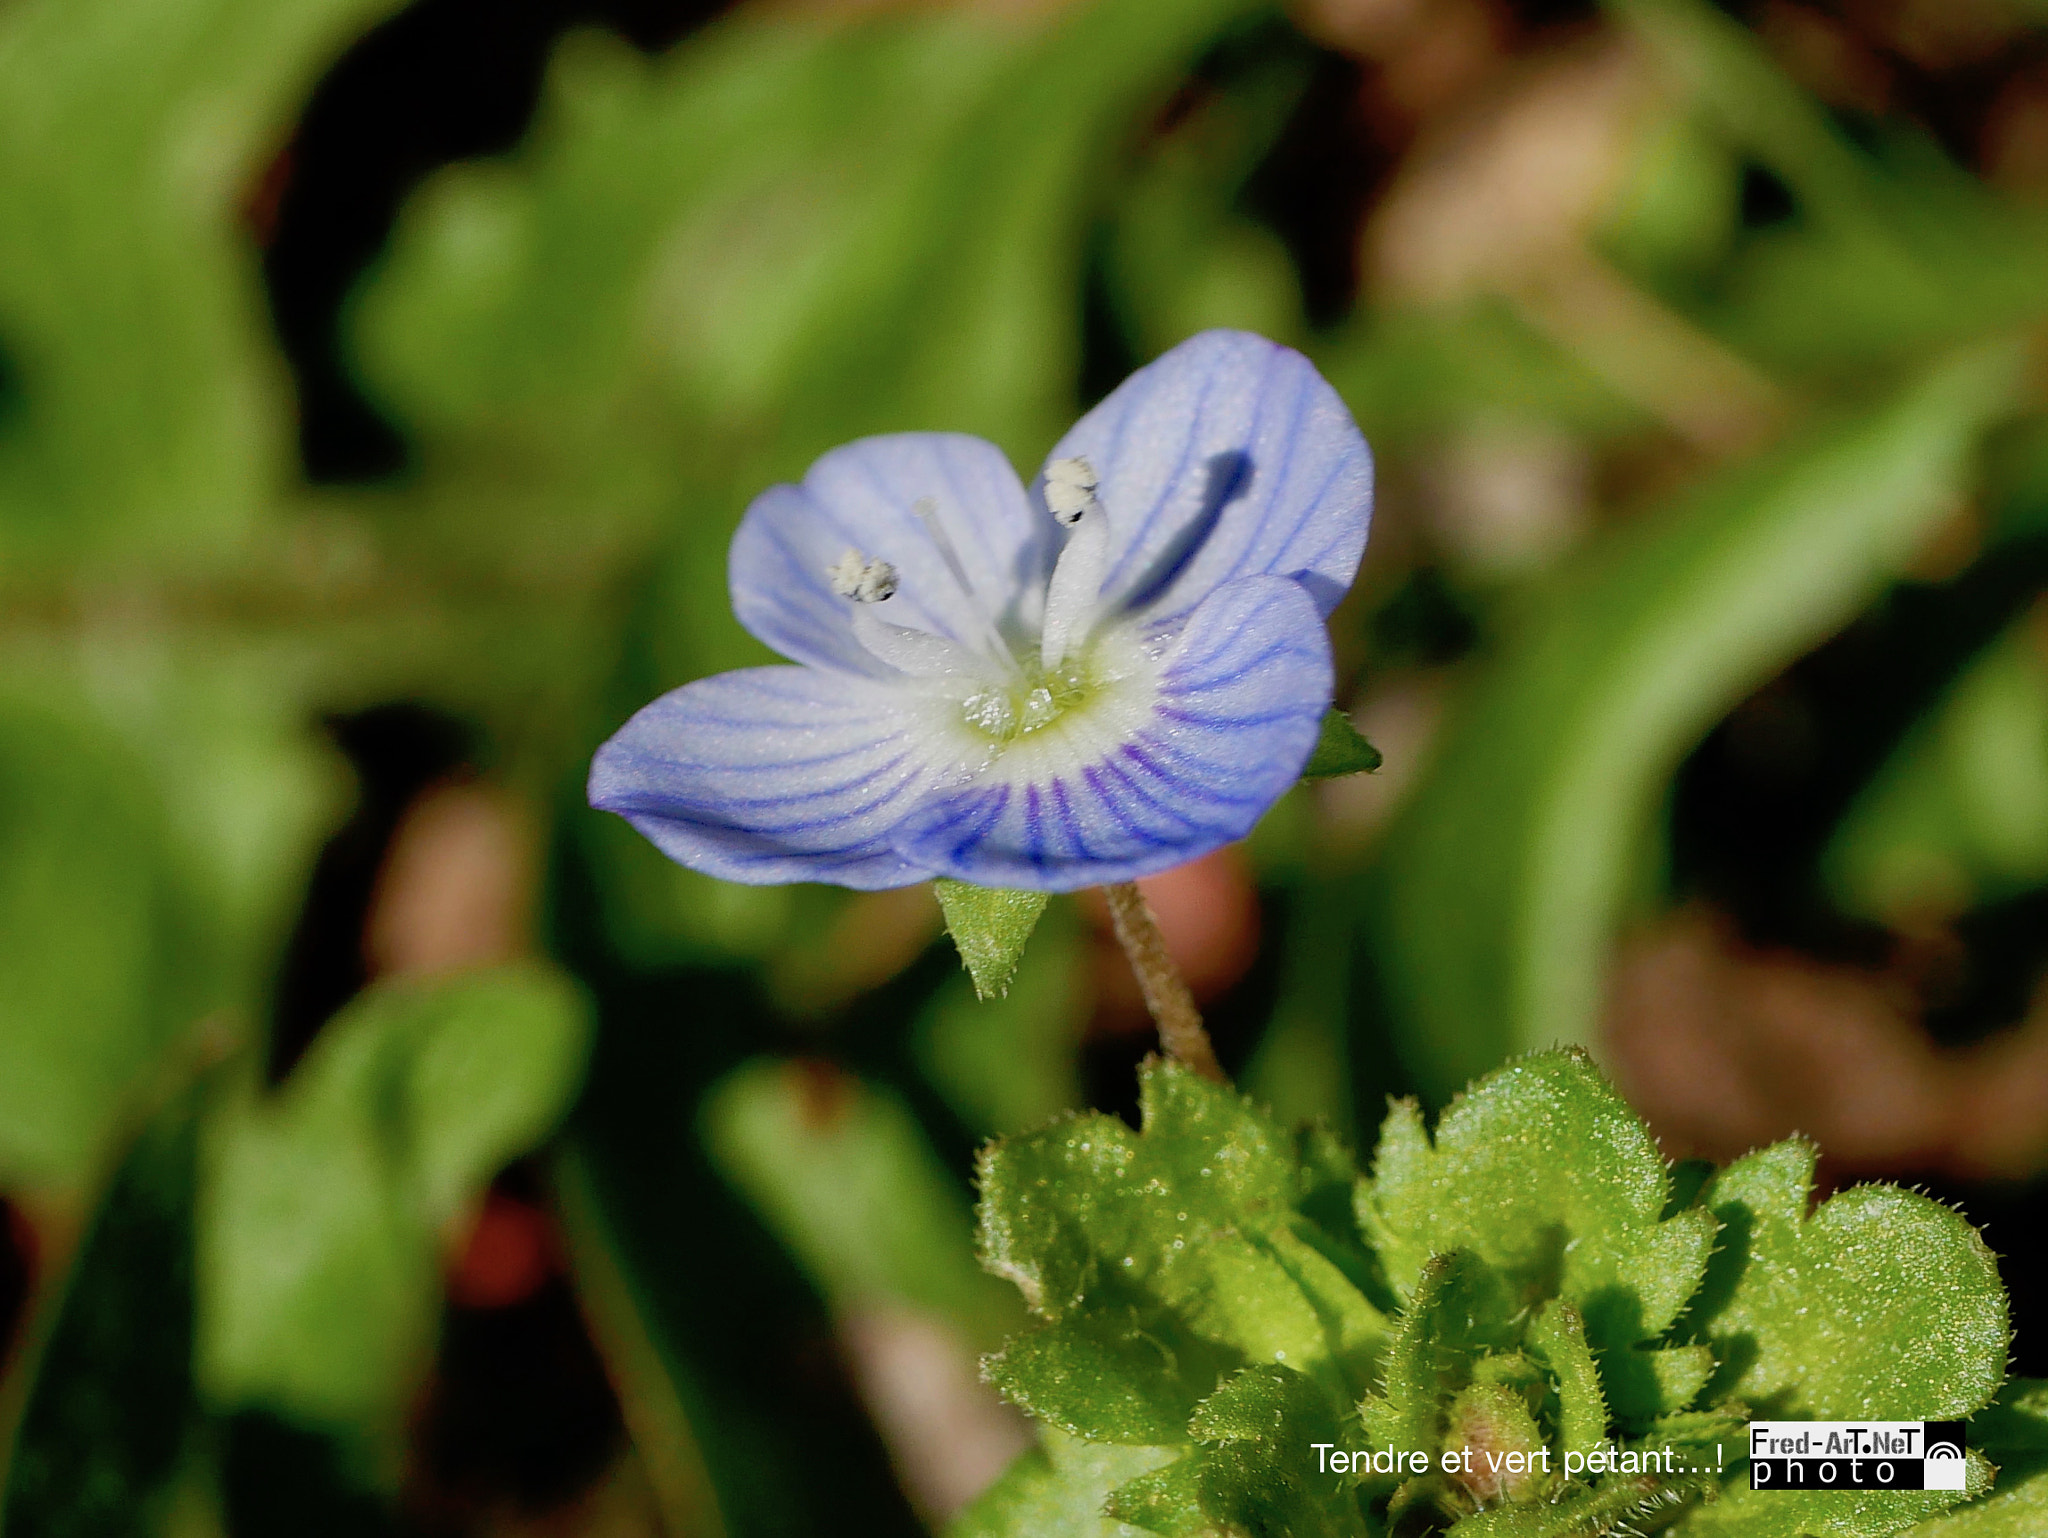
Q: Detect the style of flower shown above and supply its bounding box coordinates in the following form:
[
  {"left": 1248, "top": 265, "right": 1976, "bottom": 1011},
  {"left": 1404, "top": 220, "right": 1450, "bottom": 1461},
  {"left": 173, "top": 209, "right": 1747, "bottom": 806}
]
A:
[{"left": 589, "top": 329, "right": 1373, "bottom": 892}]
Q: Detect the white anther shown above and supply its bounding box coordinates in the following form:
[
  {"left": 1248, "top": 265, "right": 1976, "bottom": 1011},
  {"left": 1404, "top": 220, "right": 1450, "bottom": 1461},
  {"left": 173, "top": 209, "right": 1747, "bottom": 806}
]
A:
[
  {"left": 826, "top": 548, "right": 898, "bottom": 604},
  {"left": 1044, "top": 456, "right": 1101, "bottom": 527}
]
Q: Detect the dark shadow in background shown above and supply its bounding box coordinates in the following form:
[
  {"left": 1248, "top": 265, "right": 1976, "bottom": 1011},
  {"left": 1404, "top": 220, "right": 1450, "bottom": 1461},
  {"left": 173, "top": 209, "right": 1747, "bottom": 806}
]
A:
[
  {"left": 551, "top": 828, "right": 930, "bottom": 1538},
  {"left": 261, "top": 0, "right": 729, "bottom": 482},
  {"left": 268, "top": 702, "right": 476, "bottom": 1081},
  {"left": 249, "top": 9, "right": 753, "bottom": 1528},
  {"left": 1672, "top": 534, "right": 2048, "bottom": 1378}
]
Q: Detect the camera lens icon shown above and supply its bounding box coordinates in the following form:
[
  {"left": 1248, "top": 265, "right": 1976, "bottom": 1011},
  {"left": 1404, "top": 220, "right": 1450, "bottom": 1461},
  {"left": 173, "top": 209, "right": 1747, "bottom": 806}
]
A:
[{"left": 1923, "top": 1424, "right": 1967, "bottom": 1492}]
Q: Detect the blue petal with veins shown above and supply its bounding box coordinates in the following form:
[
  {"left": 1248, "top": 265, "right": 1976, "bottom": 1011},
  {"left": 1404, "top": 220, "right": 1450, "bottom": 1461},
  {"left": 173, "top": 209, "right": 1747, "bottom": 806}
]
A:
[{"left": 590, "top": 329, "right": 1372, "bottom": 892}]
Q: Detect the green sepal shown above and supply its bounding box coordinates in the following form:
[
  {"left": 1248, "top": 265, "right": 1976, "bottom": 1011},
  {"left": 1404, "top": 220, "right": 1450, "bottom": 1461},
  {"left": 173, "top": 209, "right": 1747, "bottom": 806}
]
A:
[
  {"left": 935, "top": 879, "right": 1050, "bottom": 1000},
  {"left": 1301, "top": 709, "right": 1383, "bottom": 780},
  {"left": 1528, "top": 1300, "right": 1607, "bottom": 1459},
  {"left": 1360, "top": 1250, "right": 1520, "bottom": 1456}
]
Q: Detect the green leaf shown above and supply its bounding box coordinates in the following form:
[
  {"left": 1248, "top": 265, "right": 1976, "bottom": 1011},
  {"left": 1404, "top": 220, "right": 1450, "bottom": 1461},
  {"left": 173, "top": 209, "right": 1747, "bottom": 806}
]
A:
[
  {"left": 702, "top": 1058, "right": 1019, "bottom": 1341},
  {"left": 976, "top": 1059, "right": 1387, "bottom": 1441},
  {"left": 1449, "top": 1474, "right": 1702, "bottom": 1538},
  {"left": 0, "top": 694, "right": 178, "bottom": 1195},
  {"left": 1687, "top": 1139, "right": 2008, "bottom": 1422},
  {"left": 950, "top": 1429, "right": 1176, "bottom": 1538},
  {"left": 1356, "top": 1051, "right": 1716, "bottom": 1372},
  {"left": 1675, "top": 1457, "right": 1995, "bottom": 1538},
  {"left": 1896, "top": 1381, "right": 2048, "bottom": 1536},
  {"left": 935, "top": 880, "right": 1051, "bottom": 1001},
  {"left": 1824, "top": 620, "right": 2048, "bottom": 923},
  {"left": 974, "top": 1050, "right": 2023, "bottom": 1537},
  {"left": 986, "top": 1307, "right": 1228, "bottom": 1446},
  {"left": 1108, "top": 1366, "right": 1352, "bottom": 1538},
  {"left": 1369, "top": 341, "right": 2027, "bottom": 1097},
  {"left": 1301, "top": 709, "right": 1383, "bottom": 781},
  {"left": 196, "top": 963, "right": 591, "bottom": 1430},
  {"left": 0, "top": 0, "right": 404, "bottom": 572},
  {"left": 1100, "top": 1457, "right": 1210, "bottom": 1537},
  {"left": 1361, "top": 1252, "right": 1519, "bottom": 1456}
]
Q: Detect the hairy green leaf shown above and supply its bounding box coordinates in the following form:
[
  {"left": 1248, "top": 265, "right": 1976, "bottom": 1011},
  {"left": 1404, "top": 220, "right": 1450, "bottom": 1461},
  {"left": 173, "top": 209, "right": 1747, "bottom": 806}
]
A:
[
  {"left": 973, "top": 1049, "right": 2020, "bottom": 1537},
  {"left": 1449, "top": 1473, "right": 1704, "bottom": 1538},
  {"left": 1357, "top": 1051, "right": 1716, "bottom": 1373},
  {"left": 988, "top": 1307, "right": 1230, "bottom": 1446},
  {"left": 977, "top": 1059, "right": 1386, "bottom": 1443},
  {"left": 1897, "top": 1381, "right": 2048, "bottom": 1536},
  {"left": 1110, "top": 1366, "right": 1353, "bottom": 1538},
  {"left": 1688, "top": 1139, "right": 2008, "bottom": 1422},
  {"left": 1361, "top": 1252, "right": 1520, "bottom": 1455},
  {"left": 1675, "top": 1457, "right": 1994, "bottom": 1538},
  {"left": 952, "top": 1429, "right": 1175, "bottom": 1538},
  {"left": 1528, "top": 1302, "right": 1608, "bottom": 1458},
  {"left": 936, "top": 880, "right": 1051, "bottom": 1001}
]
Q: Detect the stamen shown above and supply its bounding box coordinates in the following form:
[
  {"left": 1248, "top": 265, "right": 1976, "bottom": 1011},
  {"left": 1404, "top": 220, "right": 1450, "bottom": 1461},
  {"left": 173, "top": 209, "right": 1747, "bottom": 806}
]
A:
[
  {"left": 825, "top": 545, "right": 1005, "bottom": 683},
  {"left": 1040, "top": 465, "right": 1109, "bottom": 670},
  {"left": 851, "top": 607, "right": 1000, "bottom": 679},
  {"left": 827, "top": 548, "right": 898, "bottom": 604}
]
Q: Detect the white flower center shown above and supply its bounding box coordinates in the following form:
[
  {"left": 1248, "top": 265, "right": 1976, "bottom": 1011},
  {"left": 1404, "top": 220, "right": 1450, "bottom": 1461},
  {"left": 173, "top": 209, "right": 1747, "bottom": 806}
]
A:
[{"left": 827, "top": 456, "right": 1144, "bottom": 756}]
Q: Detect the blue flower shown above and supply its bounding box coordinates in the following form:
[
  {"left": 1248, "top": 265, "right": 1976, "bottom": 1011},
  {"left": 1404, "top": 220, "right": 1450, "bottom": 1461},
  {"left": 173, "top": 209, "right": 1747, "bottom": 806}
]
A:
[{"left": 589, "top": 330, "right": 1373, "bottom": 892}]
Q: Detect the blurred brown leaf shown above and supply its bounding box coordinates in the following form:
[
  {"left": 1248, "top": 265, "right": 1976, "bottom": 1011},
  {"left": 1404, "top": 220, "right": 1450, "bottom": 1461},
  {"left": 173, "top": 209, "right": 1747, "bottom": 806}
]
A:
[{"left": 1608, "top": 905, "right": 2048, "bottom": 1180}]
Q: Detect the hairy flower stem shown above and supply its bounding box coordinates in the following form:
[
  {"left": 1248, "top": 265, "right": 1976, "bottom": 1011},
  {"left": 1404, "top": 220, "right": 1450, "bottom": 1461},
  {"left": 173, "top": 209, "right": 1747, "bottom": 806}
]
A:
[{"left": 1102, "top": 881, "right": 1226, "bottom": 1083}]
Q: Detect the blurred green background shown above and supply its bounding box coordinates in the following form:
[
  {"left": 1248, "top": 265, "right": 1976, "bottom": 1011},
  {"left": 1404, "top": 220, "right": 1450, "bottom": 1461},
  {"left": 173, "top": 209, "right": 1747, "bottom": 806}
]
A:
[{"left": 7, "top": 0, "right": 2048, "bottom": 1532}]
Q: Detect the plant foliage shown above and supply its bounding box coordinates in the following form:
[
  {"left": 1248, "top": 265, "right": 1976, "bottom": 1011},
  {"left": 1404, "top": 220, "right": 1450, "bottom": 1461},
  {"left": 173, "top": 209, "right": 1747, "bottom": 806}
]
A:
[{"left": 960, "top": 1051, "right": 2026, "bottom": 1537}]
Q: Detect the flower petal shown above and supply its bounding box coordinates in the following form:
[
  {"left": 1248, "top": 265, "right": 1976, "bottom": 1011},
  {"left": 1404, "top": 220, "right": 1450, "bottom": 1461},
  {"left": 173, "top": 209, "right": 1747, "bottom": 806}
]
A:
[
  {"left": 588, "top": 667, "right": 945, "bottom": 890},
  {"left": 890, "top": 575, "right": 1331, "bottom": 890},
  {"left": 1041, "top": 330, "right": 1372, "bottom": 622},
  {"left": 730, "top": 432, "right": 1056, "bottom": 676}
]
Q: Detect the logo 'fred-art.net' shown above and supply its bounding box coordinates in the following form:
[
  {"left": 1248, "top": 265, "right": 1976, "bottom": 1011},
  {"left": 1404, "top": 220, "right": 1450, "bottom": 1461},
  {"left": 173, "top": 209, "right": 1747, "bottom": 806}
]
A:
[{"left": 1749, "top": 1422, "right": 1968, "bottom": 1491}]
